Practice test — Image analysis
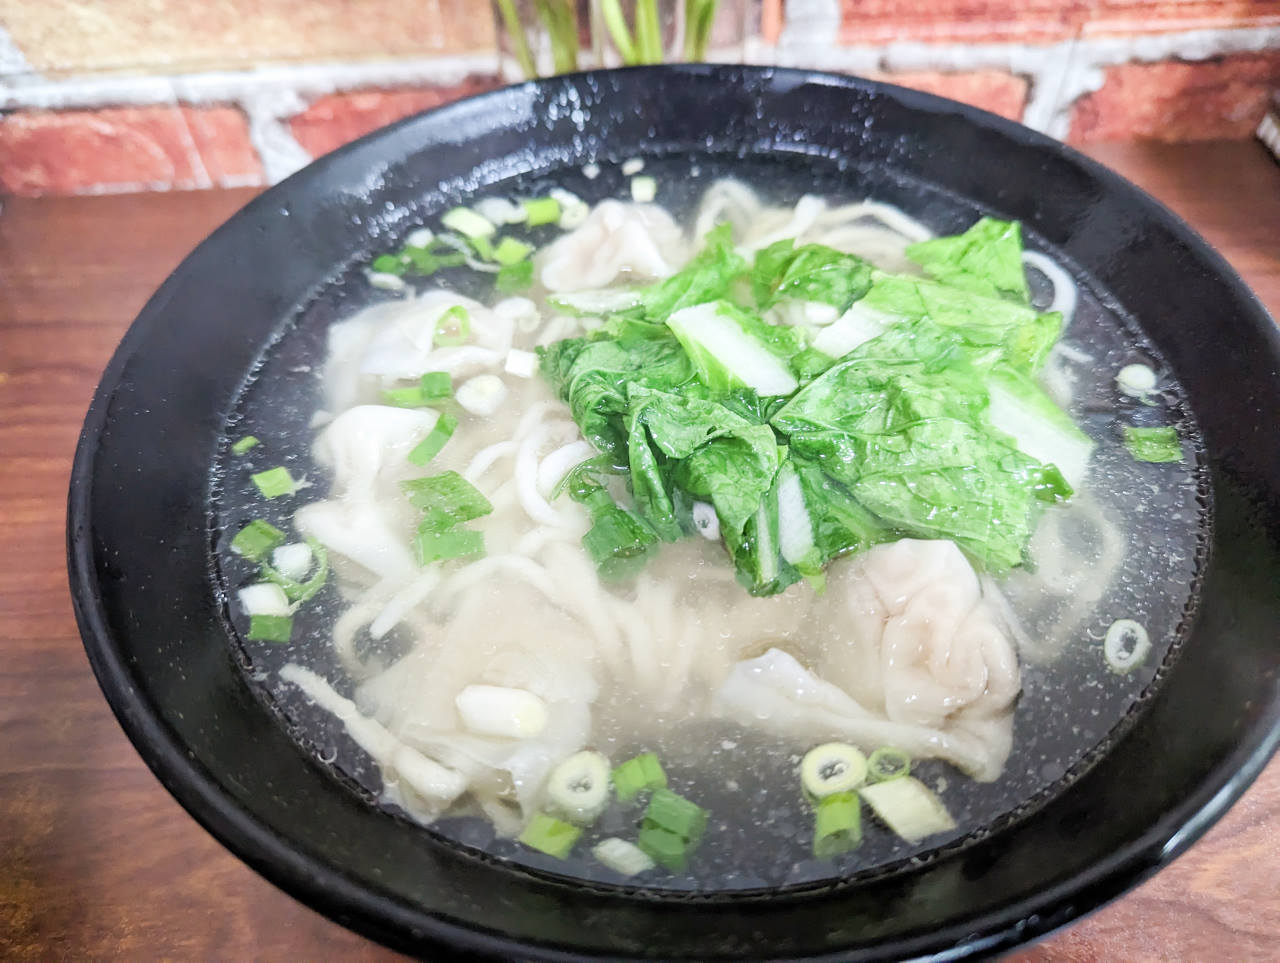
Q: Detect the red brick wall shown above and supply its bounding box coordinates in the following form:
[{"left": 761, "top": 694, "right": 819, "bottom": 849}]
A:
[{"left": 0, "top": 0, "right": 1277, "bottom": 196}]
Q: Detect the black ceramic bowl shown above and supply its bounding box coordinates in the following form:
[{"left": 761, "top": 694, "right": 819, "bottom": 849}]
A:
[{"left": 69, "top": 66, "right": 1280, "bottom": 959}]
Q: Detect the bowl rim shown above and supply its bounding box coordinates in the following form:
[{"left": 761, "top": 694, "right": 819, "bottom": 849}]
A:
[{"left": 68, "top": 63, "right": 1280, "bottom": 960}]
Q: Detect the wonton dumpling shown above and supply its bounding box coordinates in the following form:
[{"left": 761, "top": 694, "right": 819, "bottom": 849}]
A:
[
  {"left": 714, "top": 539, "right": 1020, "bottom": 781},
  {"left": 538, "top": 200, "right": 687, "bottom": 291}
]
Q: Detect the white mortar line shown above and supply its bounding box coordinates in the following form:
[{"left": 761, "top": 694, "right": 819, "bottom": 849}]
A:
[
  {"left": 0, "top": 51, "right": 500, "bottom": 110},
  {"left": 0, "top": 25, "right": 34, "bottom": 77}
]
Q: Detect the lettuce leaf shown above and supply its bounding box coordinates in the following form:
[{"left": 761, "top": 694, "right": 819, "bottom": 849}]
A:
[
  {"left": 860, "top": 274, "right": 1061, "bottom": 373},
  {"left": 640, "top": 222, "right": 747, "bottom": 319},
  {"left": 771, "top": 320, "right": 1071, "bottom": 573},
  {"left": 905, "top": 217, "right": 1030, "bottom": 303},
  {"left": 750, "top": 240, "right": 874, "bottom": 313},
  {"left": 625, "top": 384, "right": 781, "bottom": 545}
]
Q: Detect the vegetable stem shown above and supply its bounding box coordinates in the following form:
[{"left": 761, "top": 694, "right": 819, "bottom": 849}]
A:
[
  {"left": 634, "top": 0, "right": 664, "bottom": 63},
  {"left": 599, "top": 0, "right": 638, "bottom": 64},
  {"left": 683, "top": 0, "right": 718, "bottom": 61},
  {"left": 494, "top": 0, "right": 538, "bottom": 79}
]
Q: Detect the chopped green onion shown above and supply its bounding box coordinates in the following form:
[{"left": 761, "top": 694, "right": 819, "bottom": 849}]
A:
[
  {"left": 247, "top": 614, "right": 293, "bottom": 643},
  {"left": 518, "top": 812, "right": 581, "bottom": 859},
  {"left": 260, "top": 538, "right": 329, "bottom": 603},
  {"left": 441, "top": 206, "right": 495, "bottom": 239},
  {"left": 495, "top": 258, "right": 534, "bottom": 293},
  {"left": 382, "top": 371, "right": 454, "bottom": 408},
  {"left": 414, "top": 528, "right": 485, "bottom": 565},
  {"left": 492, "top": 236, "right": 533, "bottom": 266},
  {"left": 592, "top": 837, "right": 655, "bottom": 876},
  {"left": 812, "top": 791, "right": 862, "bottom": 857},
  {"left": 636, "top": 825, "right": 691, "bottom": 872},
  {"left": 630, "top": 175, "right": 657, "bottom": 203},
  {"left": 860, "top": 777, "right": 957, "bottom": 843},
  {"left": 642, "top": 788, "right": 708, "bottom": 844},
  {"left": 370, "top": 253, "right": 405, "bottom": 275},
  {"left": 800, "top": 742, "right": 868, "bottom": 801},
  {"left": 238, "top": 582, "right": 291, "bottom": 617},
  {"left": 419, "top": 371, "right": 453, "bottom": 399},
  {"left": 546, "top": 750, "right": 612, "bottom": 825},
  {"left": 1122, "top": 424, "right": 1181, "bottom": 463},
  {"left": 468, "top": 234, "right": 495, "bottom": 261},
  {"left": 230, "top": 519, "right": 285, "bottom": 561},
  {"left": 867, "top": 747, "right": 911, "bottom": 783},
  {"left": 432, "top": 306, "right": 471, "bottom": 346},
  {"left": 250, "top": 466, "right": 298, "bottom": 500},
  {"left": 402, "top": 471, "right": 493, "bottom": 529},
  {"left": 1104, "top": 618, "right": 1151, "bottom": 674},
  {"left": 611, "top": 751, "right": 667, "bottom": 801},
  {"left": 231, "top": 435, "right": 260, "bottom": 455},
  {"left": 521, "top": 196, "right": 561, "bottom": 227},
  {"left": 407, "top": 412, "right": 458, "bottom": 466}
]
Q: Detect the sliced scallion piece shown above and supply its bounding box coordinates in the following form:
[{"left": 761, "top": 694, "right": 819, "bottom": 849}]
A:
[
  {"left": 642, "top": 788, "right": 707, "bottom": 844},
  {"left": 414, "top": 528, "right": 485, "bottom": 565},
  {"left": 270, "top": 541, "right": 313, "bottom": 580},
  {"left": 260, "top": 538, "right": 329, "bottom": 603},
  {"left": 441, "top": 206, "right": 495, "bottom": 239},
  {"left": 860, "top": 777, "right": 957, "bottom": 843},
  {"left": 592, "top": 837, "right": 655, "bottom": 876},
  {"left": 492, "top": 236, "right": 533, "bottom": 266},
  {"left": 545, "top": 750, "right": 612, "bottom": 825},
  {"left": 250, "top": 466, "right": 299, "bottom": 500},
  {"left": 402, "top": 471, "right": 493, "bottom": 530},
  {"left": 407, "top": 412, "right": 458, "bottom": 466},
  {"left": 800, "top": 742, "right": 868, "bottom": 801},
  {"left": 867, "top": 747, "right": 911, "bottom": 783},
  {"left": 611, "top": 751, "right": 667, "bottom": 802},
  {"left": 370, "top": 253, "right": 405, "bottom": 275},
  {"left": 432, "top": 305, "right": 471, "bottom": 346},
  {"left": 382, "top": 371, "right": 453, "bottom": 408},
  {"left": 237, "top": 582, "right": 291, "bottom": 617},
  {"left": 521, "top": 196, "right": 561, "bottom": 227},
  {"left": 1104, "top": 618, "right": 1151, "bottom": 674},
  {"left": 812, "top": 790, "right": 861, "bottom": 857},
  {"left": 247, "top": 613, "right": 293, "bottom": 643},
  {"left": 1122, "top": 424, "right": 1181, "bottom": 463},
  {"left": 230, "top": 519, "right": 285, "bottom": 561},
  {"left": 636, "top": 824, "right": 690, "bottom": 872},
  {"left": 630, "top": 174, "right": 657, "bottom": 203},
  {"left": 518, "top": 812, "right": 581, "bottom": 859},
  {"left": 495, "top": 258, "right": 534, "bottom": 293},
  {"left": 230, "top": 435, "right": 260, "bottom": 455}
]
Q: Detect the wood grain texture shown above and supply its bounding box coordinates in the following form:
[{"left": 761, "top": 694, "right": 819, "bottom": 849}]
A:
[{"left": 1, "top": 142, "right": 1278, "bottom": 961}]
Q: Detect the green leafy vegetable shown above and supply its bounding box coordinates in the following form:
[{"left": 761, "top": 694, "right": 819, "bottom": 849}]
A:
[
  {"left": 1122, "top": 424, "right": 1182, "bottom": 463},
  {"left": 402, "top": 471, "right": 493, "bottom": 531},
  {"left": 640, "top": 223, "right": 746, "bottom": 320},
  {"left": 906, "top": 217, "right": 1031, "bottom": 303},
  {"left": 751, "top": 240, "right": 874, "bottom": 313},
  {"left": 535, "top": 215, "right": 1086, "bottom": 589},
  {"left": 559, "top": 460, "right": 660, "bottom": 581}
]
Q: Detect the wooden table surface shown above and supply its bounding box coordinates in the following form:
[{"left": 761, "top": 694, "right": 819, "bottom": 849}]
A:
[{"left": 2, "top": 140, "right": 1278, "bottom": 961}]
